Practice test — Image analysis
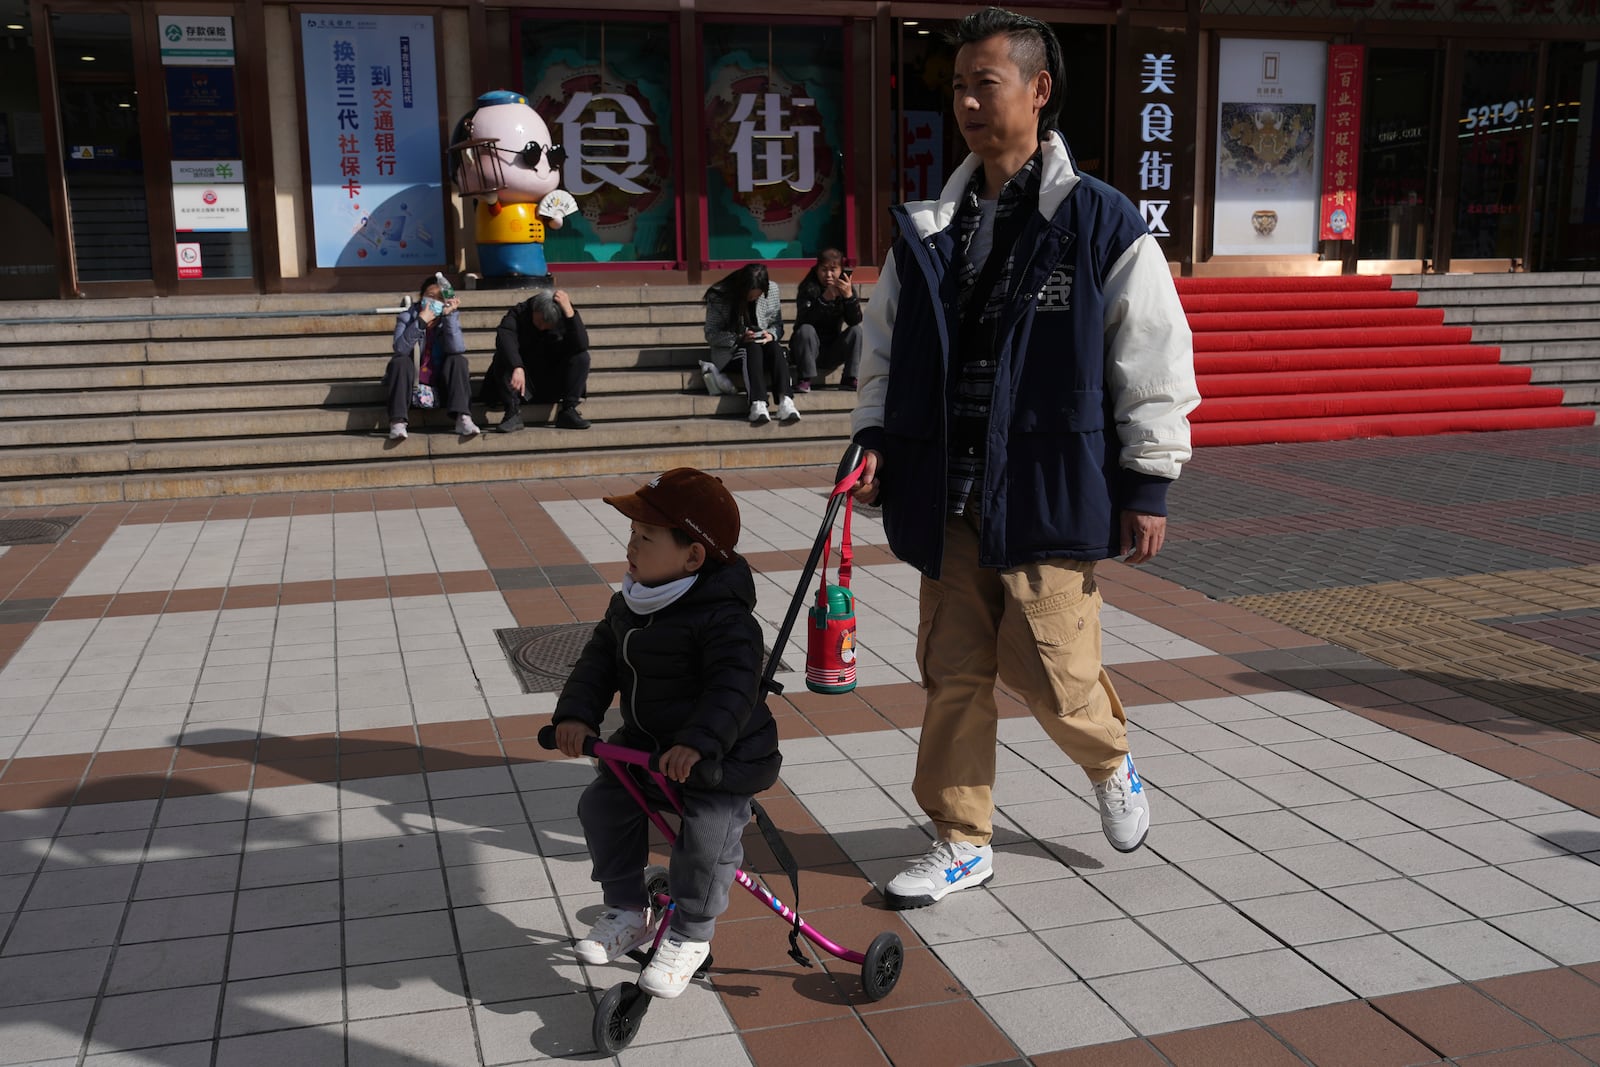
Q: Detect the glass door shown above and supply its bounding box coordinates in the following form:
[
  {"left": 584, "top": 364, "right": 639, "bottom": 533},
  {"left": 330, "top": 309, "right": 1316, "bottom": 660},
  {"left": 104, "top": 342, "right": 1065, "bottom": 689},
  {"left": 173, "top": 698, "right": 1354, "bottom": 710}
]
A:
[
  {"left": 1449, "top": 48, "right": 1538, "bottom": 264},
  {"left": 1533, "top": 42, "right": 1599, "bottom": 270},
  {"left": 52, "top": 8, "right": 154, "bottom": 284},
  {"left": 1356, "top": 48, "right": 1442, "bottom": 264},
  {"left": 46, "top": 2, "right": 257, "bottom": 294},
  {"left": 0, "top": 0, "right": 56, "bottom": 297}
]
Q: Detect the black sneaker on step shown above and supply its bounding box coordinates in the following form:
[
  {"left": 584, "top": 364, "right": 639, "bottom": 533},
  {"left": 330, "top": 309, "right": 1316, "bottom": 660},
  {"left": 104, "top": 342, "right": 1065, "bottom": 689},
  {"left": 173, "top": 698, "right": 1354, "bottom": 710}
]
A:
[
  {"left": 496, "top": 413, "right": 525, "bottom": 433},
  {"left": 556, "top": 406, "right": 590, "bottom": 430}
]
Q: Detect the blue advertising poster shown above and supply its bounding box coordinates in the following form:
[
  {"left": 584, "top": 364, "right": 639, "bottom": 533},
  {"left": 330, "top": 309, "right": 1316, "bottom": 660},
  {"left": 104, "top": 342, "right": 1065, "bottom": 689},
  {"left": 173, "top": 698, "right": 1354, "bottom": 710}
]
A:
[{"left": 301, "top": 14, "right": 444, "bottom": 268}]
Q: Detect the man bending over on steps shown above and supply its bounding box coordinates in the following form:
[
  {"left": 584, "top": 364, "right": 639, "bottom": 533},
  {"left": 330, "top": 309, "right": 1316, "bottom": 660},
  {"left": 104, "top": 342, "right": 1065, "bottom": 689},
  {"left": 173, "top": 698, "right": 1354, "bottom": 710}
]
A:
[{"left": 485, "top": 288, "right": 592, "bottom": 432}]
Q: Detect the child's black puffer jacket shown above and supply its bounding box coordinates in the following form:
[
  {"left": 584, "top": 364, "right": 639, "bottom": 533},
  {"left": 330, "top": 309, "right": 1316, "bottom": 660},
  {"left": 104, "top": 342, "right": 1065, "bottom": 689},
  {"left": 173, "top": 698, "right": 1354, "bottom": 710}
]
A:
[{"left": 552, "top": 557, "right": 781, "bottom": 795}]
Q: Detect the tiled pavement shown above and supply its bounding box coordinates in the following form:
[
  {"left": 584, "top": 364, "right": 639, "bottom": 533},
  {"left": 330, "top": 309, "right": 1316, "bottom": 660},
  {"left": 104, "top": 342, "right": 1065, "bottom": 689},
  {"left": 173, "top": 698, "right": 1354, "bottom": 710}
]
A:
[{"left": 0, "top": 430, "right": 1598, "bottom": 1066}]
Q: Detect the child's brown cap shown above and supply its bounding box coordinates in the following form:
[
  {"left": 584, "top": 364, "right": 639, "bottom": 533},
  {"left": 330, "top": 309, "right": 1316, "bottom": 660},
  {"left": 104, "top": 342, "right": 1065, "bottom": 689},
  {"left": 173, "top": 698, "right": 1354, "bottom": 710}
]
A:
[{"left": 603, "top": 468, "right": 741, "bottom": 563}]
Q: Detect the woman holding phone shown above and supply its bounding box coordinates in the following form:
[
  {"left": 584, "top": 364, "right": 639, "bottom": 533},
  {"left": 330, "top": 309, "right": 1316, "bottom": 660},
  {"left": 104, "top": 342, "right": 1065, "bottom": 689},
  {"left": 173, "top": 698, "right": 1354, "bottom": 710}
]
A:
[
  {"left": 386, "top": 274, "right": 480, "bottom": 439},
  {"left": 701, "top": 263, "right": 800, "bottom": 427},
  {"left": 791, "top": 248, "right": 863, "bottom": 392}
]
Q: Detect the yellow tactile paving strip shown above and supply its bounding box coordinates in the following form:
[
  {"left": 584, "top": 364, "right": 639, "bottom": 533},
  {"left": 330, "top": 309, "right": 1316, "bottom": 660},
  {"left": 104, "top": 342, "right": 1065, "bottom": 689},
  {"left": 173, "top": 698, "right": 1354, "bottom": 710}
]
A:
[{"left": 1235, "top": 567, "right": 1600, "bottom": 739}]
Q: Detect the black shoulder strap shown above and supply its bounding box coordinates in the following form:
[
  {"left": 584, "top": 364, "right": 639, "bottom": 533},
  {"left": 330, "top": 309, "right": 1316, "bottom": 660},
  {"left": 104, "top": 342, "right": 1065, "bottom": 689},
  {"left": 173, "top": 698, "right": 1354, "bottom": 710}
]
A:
[{"left": 749, "top": 799, "right": 811, "bottom": 968}]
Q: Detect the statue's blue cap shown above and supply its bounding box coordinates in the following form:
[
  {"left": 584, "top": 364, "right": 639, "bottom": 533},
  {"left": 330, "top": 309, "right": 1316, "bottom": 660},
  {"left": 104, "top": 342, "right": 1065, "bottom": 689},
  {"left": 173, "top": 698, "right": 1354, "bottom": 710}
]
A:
[{"left": 477, "top": 90, "right": 527, "bottom": 107}]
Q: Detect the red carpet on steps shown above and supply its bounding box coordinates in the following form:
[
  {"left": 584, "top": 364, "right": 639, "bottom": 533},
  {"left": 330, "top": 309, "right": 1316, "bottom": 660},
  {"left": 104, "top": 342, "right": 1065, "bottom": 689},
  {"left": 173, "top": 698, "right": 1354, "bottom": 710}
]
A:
[{"left": 1177, "top": 274, "right": 1594, "bottom": 446}]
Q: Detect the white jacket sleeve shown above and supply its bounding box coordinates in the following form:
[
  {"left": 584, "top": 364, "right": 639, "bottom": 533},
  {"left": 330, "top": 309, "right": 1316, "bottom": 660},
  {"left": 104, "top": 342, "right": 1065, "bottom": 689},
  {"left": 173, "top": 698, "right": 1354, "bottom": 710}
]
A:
[
  {"left": 1103, "top": 234, "right": 1199, "bottom": 480},
  {"left": 851, "top": 254, "right": 900, "bottom": 438}
]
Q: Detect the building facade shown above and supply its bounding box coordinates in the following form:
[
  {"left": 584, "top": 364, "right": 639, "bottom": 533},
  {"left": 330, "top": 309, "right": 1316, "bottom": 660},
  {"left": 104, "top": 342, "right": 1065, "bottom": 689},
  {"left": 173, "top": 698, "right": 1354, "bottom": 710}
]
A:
[{"left": 1, "top": 0, "right": 1595, "bottom": 299}]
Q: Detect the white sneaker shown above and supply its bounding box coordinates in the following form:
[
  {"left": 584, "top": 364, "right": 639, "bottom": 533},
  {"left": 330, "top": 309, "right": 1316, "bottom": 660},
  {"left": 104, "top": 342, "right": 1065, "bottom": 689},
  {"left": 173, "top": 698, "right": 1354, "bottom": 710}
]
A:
[
  {"left": 1095, "top": 754, "right": 1151, "bottom": 853},
  {"left": 775, "top": 396, "right": 801, "bottom": 425},
  {"left": 638, "top": 933, "right": 711, "bottom": 999},
  {"left": 573, "top": 907, "right": 655, "bottom": 966},
  {"left": 884, "top": 840, "right": 993, "bottom": 909},
  {"left": 749, "top": 401, "right": 770, "bottom": 426},
  {"left": 388, "top": 422, "right": 407, "bottom": 440},
  {"left": 455, "top": 414, "right": 481, "bottom": 437}
]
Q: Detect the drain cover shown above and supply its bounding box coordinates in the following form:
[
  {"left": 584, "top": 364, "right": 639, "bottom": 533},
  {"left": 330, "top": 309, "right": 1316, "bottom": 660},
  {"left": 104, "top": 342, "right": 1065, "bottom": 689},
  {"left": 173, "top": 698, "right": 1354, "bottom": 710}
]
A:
[
  {"left": 0, "top": 517, "right": 79, "bottom": 546},
  {"left": 497, "top": 624, "right": 792, "bottom": 694},
  {"left": 498, "top": 624, "right": 595, "bottom": 693}
]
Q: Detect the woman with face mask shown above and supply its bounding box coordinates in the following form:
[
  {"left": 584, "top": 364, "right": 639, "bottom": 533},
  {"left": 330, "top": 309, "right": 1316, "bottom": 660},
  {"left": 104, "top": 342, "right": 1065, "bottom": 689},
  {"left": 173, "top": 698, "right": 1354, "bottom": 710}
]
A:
[{"left": 386, "top": 274, "right": 480, "bottom": 440}]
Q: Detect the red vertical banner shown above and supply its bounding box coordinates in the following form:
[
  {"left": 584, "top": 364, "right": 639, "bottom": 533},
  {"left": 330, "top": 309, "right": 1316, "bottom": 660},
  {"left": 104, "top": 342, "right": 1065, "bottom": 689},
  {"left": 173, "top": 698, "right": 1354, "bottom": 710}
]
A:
[{"left": 1320, "top": 45, "right": 1365, "bottom": 241}]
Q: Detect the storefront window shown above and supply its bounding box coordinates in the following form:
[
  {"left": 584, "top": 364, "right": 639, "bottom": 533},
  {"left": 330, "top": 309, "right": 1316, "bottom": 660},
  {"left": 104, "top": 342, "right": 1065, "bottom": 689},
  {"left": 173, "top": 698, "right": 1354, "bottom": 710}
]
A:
[
  {"left": 701, "top": 21, "right": 846, "bottom": 263},
  {"left": 1452, "top": 50, "right": 1536, "bottom": 261},
  {"left": 0, "top": 3, "right": 55, "bottom": 297},
  {"left": 1535, "top": 43, "right": 1600, "bottom": 270},
  {"left": 520, "top": 16, "right": 676, "bottom": 264},
  {"left": 1357, "top": 49, "right": 1440, "bottom": 261},
  {"left": 894, "top": 20, "right": 1107, "bottom": 206},
  {"left": 162, "top": 14, "right": 251, "bottom": 279}
]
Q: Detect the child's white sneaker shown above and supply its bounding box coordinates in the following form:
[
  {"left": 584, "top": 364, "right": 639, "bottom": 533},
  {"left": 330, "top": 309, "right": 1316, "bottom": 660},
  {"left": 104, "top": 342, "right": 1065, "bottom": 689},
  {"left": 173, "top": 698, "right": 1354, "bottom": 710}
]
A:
[
  {"left": 388, "top": 421, "right": 408, "bottom": 440},
  {"left": 574, "top": 907, "right": 654, "bottom": 965},
  {"left": 638, "top": 933, "right": 711, "bottom": 999}
]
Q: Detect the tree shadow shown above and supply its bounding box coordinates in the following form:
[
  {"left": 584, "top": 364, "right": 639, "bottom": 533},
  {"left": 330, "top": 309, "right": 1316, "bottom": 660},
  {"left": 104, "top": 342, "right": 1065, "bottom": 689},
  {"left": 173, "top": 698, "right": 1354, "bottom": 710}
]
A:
[{"left": 6, "top": 725, "right": 956, "bottom": 1064}]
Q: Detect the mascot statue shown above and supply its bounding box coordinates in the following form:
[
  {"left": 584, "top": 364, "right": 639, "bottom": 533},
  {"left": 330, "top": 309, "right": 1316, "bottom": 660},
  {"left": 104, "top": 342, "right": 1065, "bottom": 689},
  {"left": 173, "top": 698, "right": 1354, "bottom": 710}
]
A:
[{"left": 448, "top": 89, "right": 578, "bottom": 288}]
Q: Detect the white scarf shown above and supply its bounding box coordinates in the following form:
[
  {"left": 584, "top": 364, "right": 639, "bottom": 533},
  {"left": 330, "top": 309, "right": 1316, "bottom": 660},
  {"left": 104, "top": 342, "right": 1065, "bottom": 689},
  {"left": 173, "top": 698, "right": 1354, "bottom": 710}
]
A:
[{"left": 621, "top": 573, "right": 698, "bottom": 615}]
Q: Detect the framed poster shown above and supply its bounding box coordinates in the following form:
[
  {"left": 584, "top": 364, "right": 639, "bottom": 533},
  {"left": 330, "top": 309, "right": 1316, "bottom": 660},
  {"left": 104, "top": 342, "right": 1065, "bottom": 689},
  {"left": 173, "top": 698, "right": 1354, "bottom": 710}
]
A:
[
  {"left": 1213, "top": 38, "right": 1326, "bottom": 255},
  {"left": 301, "top": 14, "right": 445, "bottom": 268}
]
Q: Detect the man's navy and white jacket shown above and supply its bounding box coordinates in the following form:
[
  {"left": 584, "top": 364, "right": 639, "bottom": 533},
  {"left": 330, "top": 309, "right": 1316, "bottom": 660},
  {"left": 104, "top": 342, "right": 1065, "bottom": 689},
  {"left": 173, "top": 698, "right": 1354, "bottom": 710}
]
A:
[{"left": 851, "top": 132, "right": 1200, "bottom": 578}]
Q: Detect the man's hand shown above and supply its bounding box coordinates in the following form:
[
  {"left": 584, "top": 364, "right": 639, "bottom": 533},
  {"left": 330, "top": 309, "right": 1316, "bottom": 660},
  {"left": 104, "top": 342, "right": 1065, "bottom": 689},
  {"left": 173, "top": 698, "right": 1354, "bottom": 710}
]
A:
[
  {"left": 554, "top": 290, "right": 574, "bottom": 317},
  {"left": 1121, "top": 511, "right": 1167, "bottom": 565},
  {"left": 659, "top": 744, "right": 702, "bottom": 783},
  {"left": 554, "top": 720, "right": 596, "bottom": 759},
  {"left": 509, "top": 367, "right": 526, "bottom": 397},
  {"left": 852, "top": 449, "right": 883, "bottom": 505}
]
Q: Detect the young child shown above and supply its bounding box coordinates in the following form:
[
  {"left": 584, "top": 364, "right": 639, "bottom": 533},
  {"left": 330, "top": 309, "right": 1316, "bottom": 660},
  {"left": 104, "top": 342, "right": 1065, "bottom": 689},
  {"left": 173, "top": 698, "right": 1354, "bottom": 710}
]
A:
[{"left": 553, "top": 467, "right": 781, "bottom": 999}]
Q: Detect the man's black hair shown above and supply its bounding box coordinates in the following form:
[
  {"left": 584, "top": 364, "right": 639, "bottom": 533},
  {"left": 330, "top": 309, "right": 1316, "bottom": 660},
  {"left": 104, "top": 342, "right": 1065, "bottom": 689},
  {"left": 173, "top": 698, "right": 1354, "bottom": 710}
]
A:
[{"left": 946, "top": 7, "right": 1064, "bottom": 137}]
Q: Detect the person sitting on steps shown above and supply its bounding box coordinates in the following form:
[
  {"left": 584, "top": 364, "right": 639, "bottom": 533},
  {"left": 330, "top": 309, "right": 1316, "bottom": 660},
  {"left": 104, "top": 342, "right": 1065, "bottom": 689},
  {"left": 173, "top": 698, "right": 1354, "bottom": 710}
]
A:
[
  {"left": 386, "top": 275, "right": 480, "bottom": 439},
  {"left": 791, "top": 248, "right": 862, "bottom": 393},
  {"left": 485, "top": 288, "right": 592, "bottom": 431},
  {"left": 701, "top": 263, "right": 799, "bottom": 427}
]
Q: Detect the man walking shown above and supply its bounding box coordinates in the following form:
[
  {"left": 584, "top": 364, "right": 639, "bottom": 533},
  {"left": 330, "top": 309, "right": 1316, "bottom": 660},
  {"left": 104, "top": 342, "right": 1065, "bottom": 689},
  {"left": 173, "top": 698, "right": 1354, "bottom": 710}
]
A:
[{"left": 850, "top": 7, "right": 1199, "bottom": 909}]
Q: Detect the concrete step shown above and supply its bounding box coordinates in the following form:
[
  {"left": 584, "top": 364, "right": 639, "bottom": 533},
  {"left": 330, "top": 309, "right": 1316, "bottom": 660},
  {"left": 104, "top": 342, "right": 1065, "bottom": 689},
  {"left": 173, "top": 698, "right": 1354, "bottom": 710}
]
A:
[
  {"left": 6, "top": 284, "right": 715, "bottom": 321},
  {"left": 12, "top": 303, "right": 720, "bottom": 344},
  {"left": 1441, "top": 305, "right": 1600, "bottom": 326},
  {"left": 1394, "top": 271, "right": 1599, "bottom": 290},
  {"left": 0, "top": 436, "right": 853, "bottom": 507},
  {"left": 1463, "top": 321, "right": 1600, "bottom": 344},
  {"left": 0, "top": 410, "right": 855, "bottom": 480},
  {"left": 0, "top": 343, "right": 720, "bottom": 390},
  {"left": 0, "top": 388, "right": 860, "bottom": 447},
  {"left": 1499, "top": 341, "right": 1600, "bottom": 364},
  {"left": 1412, "top": 285, "right": 1600, "bottom": 308},
  {"left": 0, "top": 335, "right": 716, "bottom": 371},
  {"left": 1528, "top": 360, "right": 1600, "bottom": 385},
  {"left": 0, "top": 369, "right": 718, "bottom": 419}
]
